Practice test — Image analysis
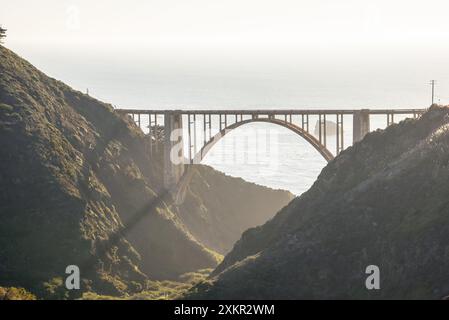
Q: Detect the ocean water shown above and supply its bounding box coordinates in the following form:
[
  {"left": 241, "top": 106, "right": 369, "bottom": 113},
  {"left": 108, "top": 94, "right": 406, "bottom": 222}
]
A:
[
  {"left": 199, "top": 115, "right": 405, "bottom": 195},
  {"left": 13, "top": 46, "right": 444, "bottom": 195}
]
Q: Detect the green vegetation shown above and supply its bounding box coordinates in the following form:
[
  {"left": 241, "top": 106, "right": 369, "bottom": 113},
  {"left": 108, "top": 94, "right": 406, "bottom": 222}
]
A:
[
  {"left": 82, "top": 269, "right": 213, "bottom": 300},
  {"left": 0, "top": 287, "right": 36, "bottom": 300},
  {"left": 0, "top": 103, "right": 13, "bottom": 112},
  {"left": 0, "top": 44, "right": 217, "bottom": 297},
  {"left": 42, "top": 278, "right": 69, "bottom": 300}
]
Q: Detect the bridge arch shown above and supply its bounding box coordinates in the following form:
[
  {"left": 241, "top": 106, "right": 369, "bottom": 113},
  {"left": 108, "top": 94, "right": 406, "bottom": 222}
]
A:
[{"left": 192, "top": 118, "right": 334, "bottom": 164}]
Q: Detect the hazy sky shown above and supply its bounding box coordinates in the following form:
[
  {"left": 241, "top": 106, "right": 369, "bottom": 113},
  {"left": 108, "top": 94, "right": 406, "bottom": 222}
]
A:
[
  {"left": 2, "top": 0, "right": 449, "bottom": 52},
  {"left": 2, "top": 0, "right": 449, "bottom": 107}
]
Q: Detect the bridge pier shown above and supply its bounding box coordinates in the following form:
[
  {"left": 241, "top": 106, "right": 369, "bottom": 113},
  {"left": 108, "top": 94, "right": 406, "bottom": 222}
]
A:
[
  {"left": 164, "top": 112, "right": 185, "bottom": 192},
  {"left": 353, "top": 109, "right": 370, "bottom": 143}
]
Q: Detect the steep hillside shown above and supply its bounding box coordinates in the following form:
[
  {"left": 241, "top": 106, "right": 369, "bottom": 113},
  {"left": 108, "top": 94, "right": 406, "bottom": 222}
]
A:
[
  {"left": 190, "top": 106, "right": 449, "bottom": 299},
  {"left": 178, "top": 165, "right": 293, "bottom": 254},
  {"left": 0, "top": 45, "right": 217, "bottom": 296},
  {"left": 0, "top": 46, "right": 292, "bottom": 298}
]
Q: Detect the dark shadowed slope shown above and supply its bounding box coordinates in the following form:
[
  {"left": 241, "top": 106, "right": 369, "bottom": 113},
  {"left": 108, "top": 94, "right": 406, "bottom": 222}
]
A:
[
  {"left": 189, "top": 106, "right": 449, "bottom": 300},
  {"left": 177, "top": 165, "right": 293, "bottom": 254}
]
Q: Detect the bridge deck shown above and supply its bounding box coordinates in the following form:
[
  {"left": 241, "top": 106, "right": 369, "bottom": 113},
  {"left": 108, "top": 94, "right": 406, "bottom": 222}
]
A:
[{"left": 116, "top": 108, "right": 427, "bottom": 115}]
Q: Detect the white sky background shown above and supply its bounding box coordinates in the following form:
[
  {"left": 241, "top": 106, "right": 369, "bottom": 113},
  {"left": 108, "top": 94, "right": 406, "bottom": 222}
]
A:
[
  {"left": 3, "top": 0, "right": 449, "bottom": 54},
  {"left": 2, "top": 0, "right": 449, "bottom": 106}
]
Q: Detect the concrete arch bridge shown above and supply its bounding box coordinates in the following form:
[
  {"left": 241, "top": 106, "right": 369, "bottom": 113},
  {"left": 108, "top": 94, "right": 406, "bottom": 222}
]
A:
[{"left": 116, "top": 108, "right": 425, "bottom": 191}]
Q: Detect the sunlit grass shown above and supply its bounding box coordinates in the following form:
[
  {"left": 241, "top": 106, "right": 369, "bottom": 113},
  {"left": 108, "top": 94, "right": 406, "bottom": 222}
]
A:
[{"left": 81, "top": 268, "right": 214, "bottom": 300}]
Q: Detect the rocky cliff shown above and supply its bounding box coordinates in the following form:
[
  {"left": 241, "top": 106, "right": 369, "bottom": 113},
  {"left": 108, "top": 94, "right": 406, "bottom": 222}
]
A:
[{"left": 190, "top": 106, "right": 449, "bottom": 299}]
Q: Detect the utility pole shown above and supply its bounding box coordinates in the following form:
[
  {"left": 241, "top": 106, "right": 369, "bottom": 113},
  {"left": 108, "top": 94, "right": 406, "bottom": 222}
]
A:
[
  {"left": 430, "top": 80, "right": 436, "bottom": 105},
  {"left": 0, "top": 25, "right": 7, "bottom": 44}
]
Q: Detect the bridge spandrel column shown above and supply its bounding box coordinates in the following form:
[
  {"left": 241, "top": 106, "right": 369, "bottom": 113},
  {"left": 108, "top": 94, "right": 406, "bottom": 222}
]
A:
[
  {"left": 353, "top": 109, "right": 370, "bottom": 143},
  {"left": 164, "top": 112, "right": 185, "bottom": 191}
]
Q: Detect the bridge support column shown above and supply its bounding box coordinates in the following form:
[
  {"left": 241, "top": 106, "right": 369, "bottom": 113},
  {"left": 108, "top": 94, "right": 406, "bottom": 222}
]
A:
[
  {"left": 353, "top": 109, "right": 370, "bottom": 143},
  {"left": 164, "top": 112, "right": 185, "bottom": 192}
]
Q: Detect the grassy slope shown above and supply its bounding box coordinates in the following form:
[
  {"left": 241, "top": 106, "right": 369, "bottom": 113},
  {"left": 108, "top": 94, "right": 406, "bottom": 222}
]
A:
[
  {"left": 0, "top": 45, "right": 217, "bottom": 297},
  {"left": 0, "top": 287, "right": 36, "bottom": 300}
]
